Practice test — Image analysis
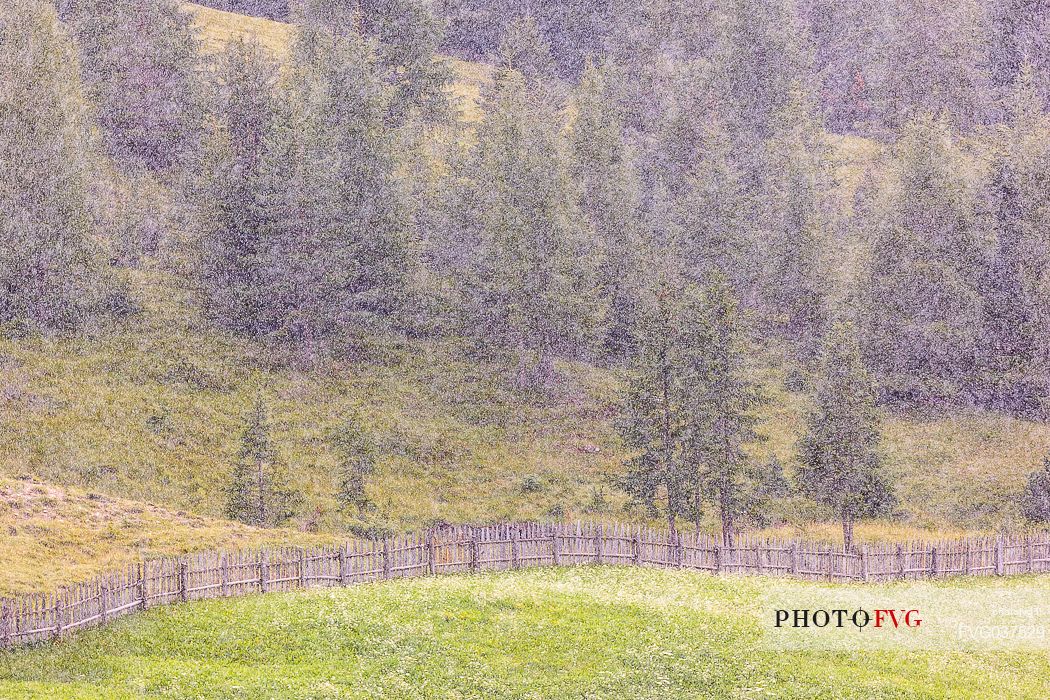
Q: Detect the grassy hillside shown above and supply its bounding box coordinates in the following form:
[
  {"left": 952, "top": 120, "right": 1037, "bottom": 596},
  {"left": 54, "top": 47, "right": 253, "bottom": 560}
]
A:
[
  {"left": 0, "top": 269, "right": 623, "bottom": 535},
  {"left": 0, "top": 476, "right": 333, "bottom": 597},
  {"left": 0, "top": 262, "right": 1046, "bottom": 597},
  {"left": 3, "top": 567, "right": 1049, "bottom": 698},
  {"left": 184, "top": 2, "right": 494, "bottom": 121}
]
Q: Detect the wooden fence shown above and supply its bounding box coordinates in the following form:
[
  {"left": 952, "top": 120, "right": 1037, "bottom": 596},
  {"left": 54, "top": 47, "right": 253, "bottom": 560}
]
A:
[{"left": 3, "top": 522, "right": 1050, "bottom": 649}]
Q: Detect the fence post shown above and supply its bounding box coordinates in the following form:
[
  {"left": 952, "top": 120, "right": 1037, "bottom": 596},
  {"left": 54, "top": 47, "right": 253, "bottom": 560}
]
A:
[
  {"left": 995, "top": 534, "right": 1004, "bottom": 576},
  {"left": 53, "top": 593, "right": 64, "bottom": 640},
  {"left": 468, "top": 531, "right": 480, "bottom": 575},
  {"left": 138, "top": 562, "right": 147, "bottom": 610},
  {"left": 896, "top": 544, "right": 905, "bottom": 580},
  {"left": 299, "top": 548, "right": 307, "bottom": 588},
  {"left": 677, "top": 533, "right": 685, "bottom": 569},
  {"left": 551, "top": 529, "right": 561, "bottom": 567},
  {"left": 790, "top": 542, "right": 798, "bottom": 576},
  {"left": 633, "top": 531, "right": 642, "bottom": 566},
  {"left": 427, "top": 530, "right": 436, "bottom": 576},
  {"left": 861, "top": 545, "right": 870, "bottom": 583},
  {"left": 179, "top": 558, "right": 189, "bottom": 602},
  {"left": 220, "top": 554, "right": 229, "bottom": 598},
  {"left": 964, "top": 540, "right": 971, "bottom": 575},
  {"left": 382, "top": 539, "right": 392, "bottom": 579},
  {"left": 511, "top": 528, "right": 520, "bottom": 570},
  {"left": 339, "top": 545, "right": 350, "bottom": 585},
  {"left": 595, "top": 526, "right": 603, "bottom": 566},
  {"left": 0, "top": 599, "right": 10, "bottom": 648},
  {"left": 714, "top": 544, "right": 722, "bottom": 575},
  {"left": 260, "top": 551, "right": 269, "bottom": 593},
  {"left": 929, "top": 546, "right": 938, "bottom": 579},
  {"left": 756, "top": 543, "right": 764, "bottom": 575},
  {"left": 100, "top": 582, "right": 109, "bottom": 625},
  {"left": 1027, "top": 536, "right": 1034, "bottom": 574}
]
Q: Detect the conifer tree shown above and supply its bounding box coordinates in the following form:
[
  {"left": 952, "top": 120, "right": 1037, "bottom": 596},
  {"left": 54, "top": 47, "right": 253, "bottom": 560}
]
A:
[
  {"left": 661, "top": 120, "right": 753, "bottom": 295},
  {"left": 713, "top": 0, "right": 807, "bottom": 147},
  {"left": 620, "top": 274, "right": 766, "bottom": 542},
  {"left": 497, "top": 16, "right": 557, "bottom": 89},
  {"left": 618, "top": 284, "right": 690, "bottom": 533},
  {"left": 330, "top": 411, "right": 378, "bottom": 513},
  {"left": 360, "top": 0, "right": 455, "bottom": 128},
  {"left": 1021, "top": 454, "right": 1050, "bottom": 523},
  {"left": 977, "top": 66, "right": 1050, "bottom": 417},
  {"left": 797, "top": 322, "right": 895, "bottom": 551},
  {"left": 462, "top": 67, "right": 599, "bottom": 386},
  {"left": 570, "top": 60, "right": 644, "bottom": 360},
  {"left": 860, "top": 114, "right": 984, "bottom": 406},
  {"left": 295, "top": 0, "right": 454, "bottom": 128},
  {"left": 746, "top": 456, "right": 791, "bottom": 528},
  {"left": 198, "top": 39, "right": 278, "bottom": 335},
  {"left": 68, "top": 0, "right": 203, "bottom": 173},
  {"left": 877, "top": 0, "right": 991, "bottom": 131},
  {"left": 0, "top": 0, "right": 108, "bottom": 332},
  {"left": 681, "top": 276, "right": 767, "bottom": 546},
  {"left": 762, "top": 86, "right": 830, "bottom": 361},
  {"left": 223, "top": 401, "right": 302, "bottom": 527},
  {"left": 253, "top": 20, "right": 412, "bottom": 361}
]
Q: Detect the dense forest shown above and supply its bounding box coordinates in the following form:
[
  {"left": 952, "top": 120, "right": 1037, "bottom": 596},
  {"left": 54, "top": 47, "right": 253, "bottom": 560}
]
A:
[{"left": 6, "top": 0, "right": 1050, "bottom": 548}]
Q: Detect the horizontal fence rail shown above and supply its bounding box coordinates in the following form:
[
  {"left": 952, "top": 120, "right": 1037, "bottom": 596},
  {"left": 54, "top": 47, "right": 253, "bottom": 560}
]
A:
[{"left": 2, "top": 523, "right": 1049, "bottom": 649}]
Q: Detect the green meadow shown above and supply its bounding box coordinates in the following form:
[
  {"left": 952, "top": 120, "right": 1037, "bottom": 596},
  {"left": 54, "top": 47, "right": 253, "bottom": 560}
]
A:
[{"left": 3, "top": 567, "right": 1049, "bottom": 699}]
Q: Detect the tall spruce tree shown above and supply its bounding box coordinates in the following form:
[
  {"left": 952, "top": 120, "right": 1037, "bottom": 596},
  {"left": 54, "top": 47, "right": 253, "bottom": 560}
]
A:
[
  {"left": 1021, "top": 454, "right": 1050, "bottom": 523},
  {"left": 713, "top": 0, "right": 808, "bottom": 148},
  {"left": 620, "top": 276, "right": 767, "bottom": 543},
  {"left": 876, "top": 0, "right": 991, "bottom": 131},
  {"left": 68, "top": 0, "right": 203, "bottom": 173},
  {"left": 570, "top": 60, "right": 644, "bottom": 361},
  {"left": 330, "top": 410, "right": 378, "bottom": 513},
  {"left": 360, "top": 0, "right": 454, "bottom": 127},
  {"left": 223, "top": 401, "right": 302, "bottom": 527},
  {"left": 461, "top": 65, "right": 599, "bottom": 386},
  {"left": 681, "top": 276, "right": 767, "bottom": 546},
  {"left": 977, "top": 66, "right": 1050, "bottom": 417},
  {"left": 662, "top": 119, "right": 754, "bottom": 296},
  {"left": 0, "top": 0, "right": 108, "bottom": 332},
  {"left": 987, "top": 0, "right": 1050, "bottom": 110},
  {"left": 762, "top": 86, "right": 830, "bottom": 361},
  {"left": 618, "top": 283, "right": 690, "bottom": 533},
  {"left": 295, "top": 0, "right": 454, "bottom": 127},
  {"left": 252, "top": 20, "right": 412, "bottom": 361},
  {"left": 497, "top": 15, "right": 558, "bottom": 89},
  {"left": 860, "top": 113, "right": 984, "bottom": 406},
  {"left": 797, "top": 322, "right": 895, "bottom": 551},
  {"left": 198, "top": 39, "right": 278, "bottom": 335}
]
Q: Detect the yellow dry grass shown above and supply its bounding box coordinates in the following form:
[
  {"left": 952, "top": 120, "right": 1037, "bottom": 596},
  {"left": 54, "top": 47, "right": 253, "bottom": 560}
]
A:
[
  {"left": 0, "top": 476, "right": 333, "bottom": 596},
  {"left": 183, "top": 2, "right": 493, "bottom": 121}
]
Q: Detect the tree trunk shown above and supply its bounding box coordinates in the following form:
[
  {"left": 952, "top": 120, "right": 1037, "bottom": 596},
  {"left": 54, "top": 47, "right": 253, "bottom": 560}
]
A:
[
  {"left": 256, "top": 456, "right": 266, "bottom": 527},
  {"left": 537, "top": 343, "right": 556, "bottom": 387},
  {"left": 842, "top": 511, "right": 854, "bottom": 553},
  {"left": 667, "top": 488, "right": 677, "bottom": 539},
  {"left": 515, "top": 341, "right": 531, "bottom": 389},
  {"left": 721, "top": 502, "right": 734, "bottom": 548}
]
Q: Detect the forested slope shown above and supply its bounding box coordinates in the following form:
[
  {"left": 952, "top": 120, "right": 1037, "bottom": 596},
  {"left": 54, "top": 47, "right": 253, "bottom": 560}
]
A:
[{"left": 5, "top": 0, "right": 1050, "bottom": 597}]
